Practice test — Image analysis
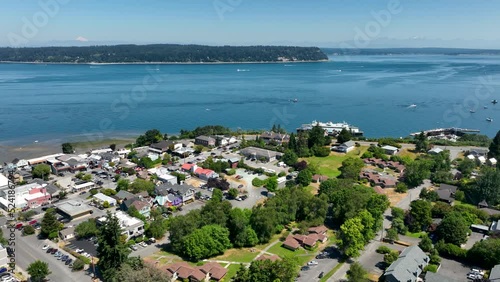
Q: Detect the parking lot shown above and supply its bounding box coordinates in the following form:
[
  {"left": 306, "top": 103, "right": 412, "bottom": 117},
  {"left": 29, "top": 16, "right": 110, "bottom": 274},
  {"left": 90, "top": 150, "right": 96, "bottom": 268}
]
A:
[
  {"left": 67, "top": 238, "right": 98, "bottom": 257},
  {"left": 298, "top": 246, "right": 341, "bottom": 282},
  {"left": 438, "top": 257, "right": 474, "bottom": 281}
]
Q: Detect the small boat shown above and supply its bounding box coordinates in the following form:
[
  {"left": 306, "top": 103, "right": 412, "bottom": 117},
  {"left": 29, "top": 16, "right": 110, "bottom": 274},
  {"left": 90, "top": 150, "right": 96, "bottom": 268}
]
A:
[
  {"left": 470, "top": 109, "right": 476, "bottom": 113},
  {"left": 487, "top": 118, "right": 493, "bottom": 122},
  {"left": 492, "top": 100, "right": 498, "bottom": 104},
  {"left": 408, "top": 104, "right": 417, "bottom": 108},
  {"left": 34, "top": 140, "right": 38, "bottom": 143},
  {"left": 484, "top": 106, "right": 488, "bottom": 109},
  {"left": 291, "top": 98, "right": 298, "bottom": 103}
]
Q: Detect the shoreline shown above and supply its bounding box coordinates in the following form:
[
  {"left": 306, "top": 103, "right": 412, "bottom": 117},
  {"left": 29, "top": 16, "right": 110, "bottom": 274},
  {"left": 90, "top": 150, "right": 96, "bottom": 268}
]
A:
[{"left": 0, "top": 59, "right": 329, "bottom": 65}]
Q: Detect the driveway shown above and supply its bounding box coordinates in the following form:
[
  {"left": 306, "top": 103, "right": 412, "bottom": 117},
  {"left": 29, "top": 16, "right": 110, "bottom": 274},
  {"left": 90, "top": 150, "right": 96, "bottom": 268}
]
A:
[
  {"left": 464, "top": 232, "right": 483, "bottom": 250},
  {"left": 13, "top": 232, "right": 89, "bottom": 282},
  {"left": 357, "top": 242, "right": 406, "bottom": 277},
  {"left": 297, "top": 246, "right": 341, "bottom": 282}
]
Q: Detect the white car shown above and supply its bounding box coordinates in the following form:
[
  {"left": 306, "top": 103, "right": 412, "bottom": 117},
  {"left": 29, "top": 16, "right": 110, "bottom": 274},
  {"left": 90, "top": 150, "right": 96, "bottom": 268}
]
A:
[
  {"left": 42, "top": 245, "right": 49, "bottom": 250},
  {"left": 75, "top": 248, "right": 84, "bottom": 253},
  {"left": 307, "top": 261, "right": 318, "bottom": 266}
]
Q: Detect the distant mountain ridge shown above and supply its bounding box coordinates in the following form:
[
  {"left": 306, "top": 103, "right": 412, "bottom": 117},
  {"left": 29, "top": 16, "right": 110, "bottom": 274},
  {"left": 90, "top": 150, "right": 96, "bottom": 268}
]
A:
[
  {"left": 0, "top": 44, "right": 328, "bottom": 63},
  {"left": 322, "top": 47, "right": 500, "bottom": 56}
]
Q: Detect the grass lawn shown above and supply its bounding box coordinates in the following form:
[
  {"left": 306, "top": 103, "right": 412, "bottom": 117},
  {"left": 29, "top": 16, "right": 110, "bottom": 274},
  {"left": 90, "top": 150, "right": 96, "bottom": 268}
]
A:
[
  {"left": 405, "top": 231, "right": 426, "bottom": 238},
  {"left": 213, "top": 248, "right": 259, "bottom": 263},
  {"left": 319, "top": 262, "right": 344, "bottom": 282},
  {"left": 266, "top": 243, "right": 315, "bottom": 266},
  {"left": 222, "top": 264, "right": 241, "bottom": 282},
  {"left": 398, "top": 148, "right": 418, "bottom": 160},
  {"left": 302, "top": 146, "right": 368, "bottom": 178}
]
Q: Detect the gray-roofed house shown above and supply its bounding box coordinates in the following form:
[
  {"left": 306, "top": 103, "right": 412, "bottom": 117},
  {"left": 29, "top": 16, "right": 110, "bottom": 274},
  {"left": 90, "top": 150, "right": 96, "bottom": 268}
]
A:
[
  {"left": 115, "top": 190, "right": 135, "bottom": 202},
  {"left": 240, "top": 147, "right": 283, "bottom": 162},
  {"left": 384, "top": 245, "right": 429, "bottom": 282},
  {"left": 195, "top": 136, "right": 216, "bottom": 147},
  {"left": 381, "top": 145, "right": 399, "bottom": 155},
  {"left": 436, "top": 184, "right": 457, "bottom": 204},
  {"left": 428, "top": 147, "right": 444, "bottom": 155},
  {"left": 59, "top": 226, "right": 75, "bottom": 241},
  {"left": 155, "top": 183, "right": 195, "bottom": 204},
  {"left": 490, "top": 264, "right": 500, "bottom": 281},
  {"left": 332, "top": 141, "right": 356, "bottom": 153}
]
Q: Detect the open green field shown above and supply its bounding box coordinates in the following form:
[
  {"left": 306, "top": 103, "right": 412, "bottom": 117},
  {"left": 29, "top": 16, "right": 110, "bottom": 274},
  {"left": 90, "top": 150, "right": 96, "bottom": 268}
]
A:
[
  {"left": 266, "top": 242, "right": 315, "bottom": 266},
  {"left": 213, "top": 248, "right": 259, "bottom": 263},
  {"left": 302, "top": 146, "right": 368, "bottom": 178}
]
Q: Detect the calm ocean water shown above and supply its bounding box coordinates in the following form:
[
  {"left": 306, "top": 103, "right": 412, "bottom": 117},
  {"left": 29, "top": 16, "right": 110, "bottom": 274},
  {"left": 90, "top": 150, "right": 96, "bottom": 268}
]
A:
[{"left": 1, "top": 55, "right": 500, "bottom": 145}]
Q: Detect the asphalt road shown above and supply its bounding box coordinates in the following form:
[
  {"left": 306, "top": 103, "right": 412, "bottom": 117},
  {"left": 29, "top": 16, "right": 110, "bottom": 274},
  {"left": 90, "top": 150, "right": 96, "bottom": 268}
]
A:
[{"left": 13, "top": 232, "right": 89, "bottom": 282}]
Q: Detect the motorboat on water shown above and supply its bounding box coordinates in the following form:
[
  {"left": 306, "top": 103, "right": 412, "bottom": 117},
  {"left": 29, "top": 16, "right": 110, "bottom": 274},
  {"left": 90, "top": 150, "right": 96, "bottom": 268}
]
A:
[
  {"left": 470, "top": 109, "right": 476, "bottom": 113},
  {"left": 408, "top": 104, "right": 417, "bottom": 108},
  {"left": 487, "top": 118, "right": 493, "bottom": 122},
  {"left": 492, "top": 100, "right": 498, "bottom": 104},
  {"left": 484, "top": 106, "right": 488, "bottom": 109}
]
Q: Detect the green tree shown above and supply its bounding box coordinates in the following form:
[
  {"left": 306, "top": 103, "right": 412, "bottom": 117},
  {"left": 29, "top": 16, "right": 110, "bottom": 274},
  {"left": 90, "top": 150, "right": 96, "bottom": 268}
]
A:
[
  {"left": 391, "top": 218, "right": 408, "bottom": 235},
  {"left": 288, "top": 133, "right": 298, "bottom": 153},
  {"left": 406, "top": 200, "right": 432, "bottom": 232},
  {"left": 467, "top": 238, "right": 500, "bottom": 269},
  {"left": 250, "top": 206, "right": 277, "bottom": 243},
  {"left": 488, "top": 130, "right": 500, "bottom": 159},
  {"left": 338, "top": 217, "right": 365, "bottom": 258},
  {"left": 228, "top": 188, "right": 239, "bottom": 199},
  {"left": 102, "top": 201, "right": 110, "bottom": 208},
  {"left": 337, "top": 128, "right": 352, "bottom": 144},
  {"left": 339, "top": 158, "right": 364, "bottom": 180},
  {"left": 404, "top": 160, "right": 431, "bottom": 187},
  {"left": 395, "top": 182, "right": 408, "bottom": 193},
  {"left": 385, "top": 227, "right": 399, "bottom": 243},
  {"left": 136, "top": 129, "right": 163, "bottom": 146},
  {"left": 72, "top": 258, "right": 85, "bottom": 271},
  {"left": 266, "top": 177, "right": 278, "bottom": 192},
  {"left": 347, "top": 262, "right": 368, "bottom": 282},
  {"left": 358, "top": 210, "right": 375, "bottom": 242},
  {"left": 419, "top": 234, "right": 433, "bottom": 252},
  {"left": 180, "top": 224, "right": 232, "bottom": 261},
  {"left": 41, "top": 208, "right": 61, "bottom": 238},
  {"left": 384, "top": 251, "right": 399, "bottom": 265},
  {"left": 296, "top": 169, "right": 312, "bottom": 186},
  {"left": 146, "top": 218, "right": 168, "bottom": 239},
  {"left": 32, "top": 164, "right": 51, "bottom": 180},
  {"left": 415, "top": 132, "right": 429, "bottom": 152},
  {"left": 420, "top": 188, "right": 438, "bottom": 202},
  {"left": 308, "top": 124, "right": 326, "bottom": 148},
  {"left": 27, "top": 260, "right": 51, "bottom": 282},
  {"left": 97, "top": 212, "right": 131, "bottom": 281},
  {"left": 431, "top": 170, "right": 453, "bottom": 183},
  {"left": 75, "top": 219, "right": 99, "bottom": 238},
  {"left": 282, "top": 150, "right": 298, "bottom": 166},
  {"left": 116, "top": 262, "right": 171, "bottom": 282},
  {"left": 61, "top": 142, "right": 74, "bottom": 154},
  {"left": 474, "top": 167, "right": 500, "bottom": 206},
  {"left": 391, "top": 207, "right": 405, "bottom": 220},
  {"left": 436, "top": 212, "right": 469, "bottom": 246},
  {"left": 130, "top": 179, "right": 155, "bottom": 195},
  {"left": 23, "top": 225, "right": 35, "bottom": 235},
  {"left": 458, "top": 158, "right": 476, "bottom": 177}
]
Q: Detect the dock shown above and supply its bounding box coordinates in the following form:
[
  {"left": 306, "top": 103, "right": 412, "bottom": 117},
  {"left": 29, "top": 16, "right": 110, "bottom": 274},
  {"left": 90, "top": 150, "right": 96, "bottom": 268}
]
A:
[{"left": 410, "top": 128, "right": 480, "bottom": 137}]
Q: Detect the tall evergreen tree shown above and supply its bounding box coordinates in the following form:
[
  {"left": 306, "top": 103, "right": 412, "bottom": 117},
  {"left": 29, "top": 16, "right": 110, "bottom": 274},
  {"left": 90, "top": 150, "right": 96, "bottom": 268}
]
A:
[
  {"left": 488, "top": 130, "right": 500, "bottom": 159},
  {"left": 97, "top": 212, "right": 131, "bottom": 281},
  {"left": 288, "top": 133, "right": 297, "bottom": 153}
]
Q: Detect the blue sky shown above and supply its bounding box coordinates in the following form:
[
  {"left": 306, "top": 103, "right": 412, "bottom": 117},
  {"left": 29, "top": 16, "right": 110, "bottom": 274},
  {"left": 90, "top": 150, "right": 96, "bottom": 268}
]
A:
[{"left": 1, "top": 0, "right": 499, "bottom": 48}]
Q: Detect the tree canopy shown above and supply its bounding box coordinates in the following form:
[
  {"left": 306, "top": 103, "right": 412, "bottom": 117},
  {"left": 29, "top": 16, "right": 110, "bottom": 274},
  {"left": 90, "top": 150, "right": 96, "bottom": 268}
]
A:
[
  {"left": 436, "top": 212, "right": 469, "bottom": 246},
  {"left": 27, "top": 260, "right": 51, "bottom": 282}
]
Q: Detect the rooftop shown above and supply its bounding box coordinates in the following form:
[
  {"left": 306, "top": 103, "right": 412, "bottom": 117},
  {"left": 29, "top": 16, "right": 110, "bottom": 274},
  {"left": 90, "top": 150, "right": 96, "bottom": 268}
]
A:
[
  {"left": 56, "top": 200, "right": 93, "bottom": 217},
  {"left": 490, "top": 264, "right": 500, "bottom": 280}
]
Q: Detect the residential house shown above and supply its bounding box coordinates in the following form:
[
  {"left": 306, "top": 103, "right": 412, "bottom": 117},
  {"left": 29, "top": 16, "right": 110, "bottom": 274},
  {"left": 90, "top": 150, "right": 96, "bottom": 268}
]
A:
[
  {"left": 165, "top": 262, "right": 208, "bottom": 282},
  {"left": 468, "top": 149, "right": 489, "bottom": 157},
  {"left": 154, "top": 193, "right": 182, "bottom": 207},
  {"left": 97, "top": 211, "right": 144, "bottom": 241},
  {"left": 46, "top": 157, "right": 70, "bottom": 174},
  {"left": 195, "top": 136, "right": 216, "bottom": 147},
  {"left": 59, "top": 227, "right": 75, "bottom": 241},
  {"left": 197, "top": 262, "right": 228, "bottom": 281},
  {"left": 384, "top": 245, "right": 429, "bottom": 282},
  {"left": 156, "top": 183, "right": 195, "bottom": 204},
  {"left": 194, "top": 167, "right": 219, "bottom": 180},
  {"left": 228, "top": 157, "right": 239, "bottom": 169},
  {"left": 282, "top": 235, "right": 301, "bottom": 251},
  {"left": 91, "top": 148, "right": 113, "bottom": 155},
  {"left": 489, "top": 158, "right": 498, "bottom": 167},
  {"left": 373, "top": 186, "right": 385, "bottom": 195},
  {"left": 179, "top": 139, "right": 194, "bottom": 148},
  {"left": 12, "top": 158, "right": 29, "bottom": 169},
  {"left": 308, "top": 225, "right": 328, "bottom": 235},
  {"left": 114, "top": 190, "right": 135, "bottom": 203},
  {"left": 116, "top": 149, "right": 131, "bottom": 158},
  {"left": 436, "top": 184, "right": 457, "bottom": 204},
  {"left": 149, "top": 140, "right": 171, "bottom": 154},
  {"left": 359, "top": 170, "right": 398, "bottom": 188},
  {"left": 240, "top": 147, "right": 283, "bottom": 162},
  {"left": 489, "top": 264, "right": 500, "bottom": 281},
  {"left": 282, "top": 231, "right": 327, "bottom": 250},
  {"left": 381, "top": 145, "right": 399, "bottom": 155},
  {"left": 100, "top": 152, "right": 120, "bottom": 164},
  {"left": 428, "top": 147, "right": 444, "bottom": 155},
  {"left": 121, "top": 197, "right": 151, "bottom": 218},
  {"left": 260, "top": 131, "right": 290, "bottom": 144},
  {"left": 256, "top": 254, "right": 280, "bottom": 262},
  {"left": 332, "top": 140, "right": 356, "bottom": 153},
  {"left": 93, "top": 193, "right": 117, "bottom": 207}
]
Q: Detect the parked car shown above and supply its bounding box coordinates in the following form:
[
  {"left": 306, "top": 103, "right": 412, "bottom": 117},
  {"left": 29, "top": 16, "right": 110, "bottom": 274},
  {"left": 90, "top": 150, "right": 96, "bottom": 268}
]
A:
[
  {"left": 79, "top": 191, "right": 86, "bottom": 195},
  {"left": 318, "top": 272, "right": 324, "bottom": 278},
  {"left": 42, "top": 245, "right": 49, "bottom": 250},
  {"left": 50, "top": 249, "right": 58, "bottom": 255},
  {"left": 130, "top": 245, "right": 138, "bottom": 251},
  {"left": 238, "top": 184, "right": 244, "bottom": 188},
  {"left": 65, "top": 259, "right": 73, "bottom": 265},
  {"left": 46, "top": 248, "right": 54, "bottom": 253},
  {"left": 75, "top": 248, "right": 84, "bottom": 253},
  {"left": 300, "top": 266, "right": 310, "bottom": 271},
  {"left": 241, "top": 195, "right": 248, "bottom": 200},
  {"left": 307, "top": 261, "right": 318, "bottom": 266}
]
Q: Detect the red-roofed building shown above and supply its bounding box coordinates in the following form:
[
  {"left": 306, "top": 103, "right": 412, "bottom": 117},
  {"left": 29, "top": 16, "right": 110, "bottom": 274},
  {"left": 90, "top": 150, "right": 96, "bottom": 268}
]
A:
[
  {"left": 308, "top": 225, "right": 328, "bottom": 235},
  {"left": 194, "top": 167, "right": 219, "bottom": 180},
  {"left": 303, "top": 233, "right": 319, "bottom": 248},
  {"left": 283, "top": 235, "right": 300, "bottom": 250},
  {"left": 198, "top": 262, "right": 228, "bottom": 281},
  {"left": 181, "top": 163, "right": 195, "bottom": 172}
]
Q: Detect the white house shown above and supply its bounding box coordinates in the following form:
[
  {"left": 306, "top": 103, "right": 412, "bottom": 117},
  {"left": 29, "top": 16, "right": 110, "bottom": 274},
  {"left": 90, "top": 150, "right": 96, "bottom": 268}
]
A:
[
  {"left": 478, "top": 156, "right": 487, "bottom": 164},
  {"left": 97, "top": 211, "right": 144, "bottom": 241},
  {"left": 489, "top": 158, "right": 498, "bottom": 166},
  {"left": 428, "top": 147, "right": 444, "bottom": 155},
  {"left": 381, "top": 145, "right": 399, "bottom": 155},
  {"left": 332, "top": 141, "right": 356, "bottom": 153},
  {"left": 93, "top": 193, "right": 117, "bottom": 206}
]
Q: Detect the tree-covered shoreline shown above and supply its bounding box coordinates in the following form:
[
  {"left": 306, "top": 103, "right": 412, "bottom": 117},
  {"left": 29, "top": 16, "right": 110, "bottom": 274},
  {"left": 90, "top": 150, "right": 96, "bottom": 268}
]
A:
[{"left": 0, "top": 44, "right": 328, "bottom": 63}]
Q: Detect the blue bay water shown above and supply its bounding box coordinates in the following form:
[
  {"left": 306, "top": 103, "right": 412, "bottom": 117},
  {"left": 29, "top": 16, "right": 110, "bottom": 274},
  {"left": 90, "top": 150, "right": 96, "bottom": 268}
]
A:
[{"left": 1, "top": 55, "right": 500, "bottom": 145}]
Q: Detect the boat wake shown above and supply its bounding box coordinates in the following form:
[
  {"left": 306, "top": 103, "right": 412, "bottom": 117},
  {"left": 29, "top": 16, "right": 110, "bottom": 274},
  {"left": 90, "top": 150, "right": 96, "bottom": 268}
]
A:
[{"left": 237, "top": 69, "right": 250, "bottom": 72}]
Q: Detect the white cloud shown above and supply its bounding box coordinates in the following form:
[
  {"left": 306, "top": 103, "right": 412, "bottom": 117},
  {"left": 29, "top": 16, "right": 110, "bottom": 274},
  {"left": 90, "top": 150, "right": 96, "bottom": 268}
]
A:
[{"left": 75, "top": 36, "right": 88, "bottom": 42}]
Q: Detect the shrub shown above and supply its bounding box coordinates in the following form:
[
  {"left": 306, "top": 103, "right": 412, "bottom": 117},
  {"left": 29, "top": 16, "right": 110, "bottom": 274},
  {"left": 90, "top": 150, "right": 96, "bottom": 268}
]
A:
[
  {"left": 77, "top": 255, "right": 91, "bottom": 265},
  {"left": 395, "top": 182, "right": 408, "bottom": 193},
  {"left": 23, "top": 225, "right": 35, "bottom": 235},
  {"left": 72, "top": 259, "right": 85, "bottom": 271},
  {"left": 424, "top": 264, "right": 438, "bottom": 273},
  {"left": 252, "top": 177, "right": 266, "bottom": 187},
  {"left": 376, "top": 246, "right": 392, "bottom": 254},
  {"left": 435, "top": 240, "right": 467, "bottom": 260},
  {"left": 226, "top": 169, "right": 236, "bottom": 176},
  {"left": 430, "top": 254, "right": 441, "bottom": 264},
  {"left": 275, "top": 224, "right": 284, "bottom": 234}
]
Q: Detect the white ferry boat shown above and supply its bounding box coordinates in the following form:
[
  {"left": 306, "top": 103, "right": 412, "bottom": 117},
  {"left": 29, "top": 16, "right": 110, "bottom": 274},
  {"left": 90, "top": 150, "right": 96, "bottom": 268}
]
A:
[{"left": 297, "top": 120, "right": 363, "bottom": 136}]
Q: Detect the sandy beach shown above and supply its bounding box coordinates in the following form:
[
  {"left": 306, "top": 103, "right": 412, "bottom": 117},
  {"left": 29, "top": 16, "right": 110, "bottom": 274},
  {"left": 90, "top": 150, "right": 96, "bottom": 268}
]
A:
[{"left": 0, "top": 138, "right": 135, "bottom": 164}]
